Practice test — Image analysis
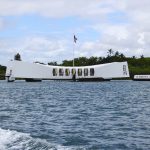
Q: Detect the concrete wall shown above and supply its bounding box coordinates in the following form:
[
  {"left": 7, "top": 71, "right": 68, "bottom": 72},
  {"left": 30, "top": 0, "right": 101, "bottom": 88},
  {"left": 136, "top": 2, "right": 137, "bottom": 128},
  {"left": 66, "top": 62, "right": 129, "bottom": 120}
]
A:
[{"left": 6, "top": 61, "right": 129, "bottom": 80}]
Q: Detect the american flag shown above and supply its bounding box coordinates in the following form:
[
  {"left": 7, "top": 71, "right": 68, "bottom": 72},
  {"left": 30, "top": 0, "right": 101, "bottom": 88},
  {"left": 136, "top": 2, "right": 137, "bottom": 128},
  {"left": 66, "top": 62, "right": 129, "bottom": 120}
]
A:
[{"left": 74, "top": 35, "right": 77, "bottom": 43}]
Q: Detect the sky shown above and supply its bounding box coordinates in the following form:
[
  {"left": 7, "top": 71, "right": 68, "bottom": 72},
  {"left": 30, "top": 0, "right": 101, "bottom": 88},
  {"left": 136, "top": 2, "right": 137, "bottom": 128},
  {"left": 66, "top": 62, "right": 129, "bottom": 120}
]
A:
[{"left": 0, "top": 0, "right": 150, "bottom": 65}]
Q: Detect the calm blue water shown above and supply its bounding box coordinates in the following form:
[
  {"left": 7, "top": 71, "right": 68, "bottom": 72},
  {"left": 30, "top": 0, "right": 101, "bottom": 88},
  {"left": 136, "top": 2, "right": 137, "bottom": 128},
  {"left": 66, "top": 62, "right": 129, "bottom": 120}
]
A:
[{"left": 0, "top": 80, "right": 150, "bottom": 150}]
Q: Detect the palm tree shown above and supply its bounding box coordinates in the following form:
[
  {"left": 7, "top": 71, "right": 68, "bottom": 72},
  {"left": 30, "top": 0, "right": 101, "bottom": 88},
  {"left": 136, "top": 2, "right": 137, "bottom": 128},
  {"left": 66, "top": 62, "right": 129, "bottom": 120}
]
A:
[
  {"left": 140, "top": 54, "right": 144, "bottom": 59},
  {"left": 132, "top": 56, "right": 136, "bottom": 59},
  {"left": 120, "top": 53, "right": 125, "bottom": 59},
  {"left": 14, "top": 53, "right": 21, "bottom": 61},
  {"left": 114, "top": 51, "right": 120, "bottom": 57},
  {"left": 107, "top": 49, "right": 114, "bottom": 57}
]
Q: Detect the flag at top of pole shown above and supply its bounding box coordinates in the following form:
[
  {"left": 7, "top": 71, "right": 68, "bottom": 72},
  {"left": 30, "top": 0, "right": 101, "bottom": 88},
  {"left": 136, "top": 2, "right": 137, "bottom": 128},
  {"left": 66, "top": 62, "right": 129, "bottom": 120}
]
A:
[{"left": 74, "top": 35, "right": 77, "bottom": 43}]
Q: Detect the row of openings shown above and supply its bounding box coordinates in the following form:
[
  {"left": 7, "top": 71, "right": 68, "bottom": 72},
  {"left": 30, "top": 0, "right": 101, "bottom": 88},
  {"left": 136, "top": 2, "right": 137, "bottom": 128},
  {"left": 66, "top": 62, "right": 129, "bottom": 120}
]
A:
[{"left": 53, "top": 68, "right": 95, "bottom": 77}]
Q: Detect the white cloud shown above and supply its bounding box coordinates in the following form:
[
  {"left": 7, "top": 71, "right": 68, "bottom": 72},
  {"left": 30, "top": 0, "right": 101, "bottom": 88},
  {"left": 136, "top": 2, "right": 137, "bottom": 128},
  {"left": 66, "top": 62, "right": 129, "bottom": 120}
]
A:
[
  {"left": 0, "top": 36, "right": 72, "bottom": 65},
  {"left": 0, "top": 18, "right": 7, "bottom": 30},
  {"left": 0, "top": 0, "right": 150, "bottom": 65},
  {"left": 86, "top": 0, "right": 150, "bottom": 57},
  {"left": 0, "top": 0, "right": 113, "bottom": 18}
]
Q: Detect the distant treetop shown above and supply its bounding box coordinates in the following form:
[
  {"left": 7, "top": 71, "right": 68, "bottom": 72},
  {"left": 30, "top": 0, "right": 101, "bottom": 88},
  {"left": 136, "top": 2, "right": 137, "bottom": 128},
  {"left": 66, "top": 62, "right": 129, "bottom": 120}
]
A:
[{"left": 14, "top": 53, "right": 21, "bottom": 61}]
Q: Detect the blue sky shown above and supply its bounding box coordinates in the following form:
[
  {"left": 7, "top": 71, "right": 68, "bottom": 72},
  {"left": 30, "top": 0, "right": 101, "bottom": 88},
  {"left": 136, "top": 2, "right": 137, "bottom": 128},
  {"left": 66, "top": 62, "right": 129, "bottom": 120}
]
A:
[{"left": 0, "top": 0, "right": 150, "bottom": 65}]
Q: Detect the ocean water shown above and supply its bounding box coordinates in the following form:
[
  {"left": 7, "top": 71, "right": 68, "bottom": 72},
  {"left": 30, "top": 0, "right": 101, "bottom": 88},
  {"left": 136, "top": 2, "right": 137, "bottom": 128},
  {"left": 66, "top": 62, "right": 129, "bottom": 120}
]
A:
[{"left": 0, "top": 80, "right": 150, "bottom": 150}]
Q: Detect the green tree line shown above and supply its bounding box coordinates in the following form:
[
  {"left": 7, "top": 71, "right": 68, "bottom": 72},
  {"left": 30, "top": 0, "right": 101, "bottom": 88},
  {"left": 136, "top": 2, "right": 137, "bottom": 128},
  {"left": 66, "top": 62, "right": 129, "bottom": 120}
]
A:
[
  {"left": 48, "top": 49, "right": 150, "bottom": 78},
  {"left": 0, "top": 50, "right": 150, "bottom": 79},
  {"left": 0, "top": 65, "right": 6, "bottom": 80}
]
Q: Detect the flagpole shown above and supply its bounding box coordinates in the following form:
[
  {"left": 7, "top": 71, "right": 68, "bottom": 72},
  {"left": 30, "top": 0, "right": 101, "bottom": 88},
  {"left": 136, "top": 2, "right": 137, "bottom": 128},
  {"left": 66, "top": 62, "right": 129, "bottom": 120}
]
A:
[
  {"left": 73, "top": 39, "right": 75, "bottom": 67},
  {"left": 73, "top": 34, "right": 77, "bottom": 67}
]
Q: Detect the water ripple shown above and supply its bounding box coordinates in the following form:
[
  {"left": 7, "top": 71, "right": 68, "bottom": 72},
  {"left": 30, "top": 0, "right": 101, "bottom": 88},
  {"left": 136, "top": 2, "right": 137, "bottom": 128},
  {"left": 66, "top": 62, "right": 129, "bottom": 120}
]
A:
[{"left": 0, "top": 80, "right": 150, "bottom": 149}]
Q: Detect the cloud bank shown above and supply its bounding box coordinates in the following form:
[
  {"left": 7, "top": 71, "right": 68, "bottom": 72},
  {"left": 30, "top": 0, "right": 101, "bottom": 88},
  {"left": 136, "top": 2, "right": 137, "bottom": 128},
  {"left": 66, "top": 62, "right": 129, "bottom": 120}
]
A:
[{"left": 0, "top": 0, "right": 150, "bottom": 64}]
